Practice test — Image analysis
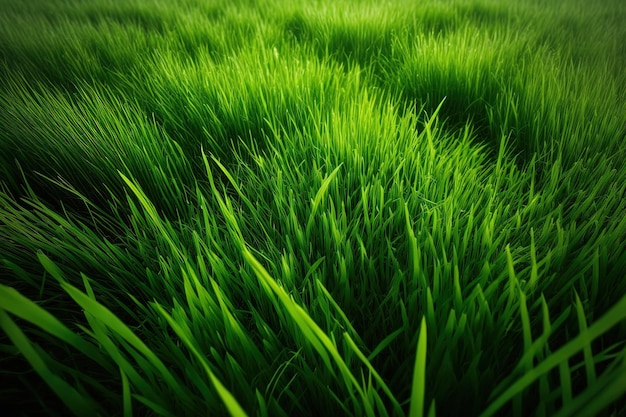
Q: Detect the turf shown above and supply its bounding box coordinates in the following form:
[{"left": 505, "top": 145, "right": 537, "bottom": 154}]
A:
[{"left": 1, "top": 0, "right": 626, "bottom": 416}]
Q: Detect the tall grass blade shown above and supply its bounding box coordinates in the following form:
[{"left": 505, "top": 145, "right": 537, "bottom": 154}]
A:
[{"left": 409, "top": 317, "right": 428, "bottom": 417}]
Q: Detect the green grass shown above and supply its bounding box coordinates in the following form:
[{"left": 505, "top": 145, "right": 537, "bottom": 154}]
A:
[{"left": 1, "top": 0, "right": 626, "bottom": 416}]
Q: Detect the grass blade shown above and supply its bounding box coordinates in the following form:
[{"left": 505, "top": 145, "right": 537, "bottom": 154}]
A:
[{"left": 409, "top": 317, "right": 428, "bottom": 417}]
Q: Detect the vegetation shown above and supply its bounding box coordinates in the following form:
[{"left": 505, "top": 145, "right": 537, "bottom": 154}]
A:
[{"left": 1, "top": 0, "right": 625, "bottom": 415}]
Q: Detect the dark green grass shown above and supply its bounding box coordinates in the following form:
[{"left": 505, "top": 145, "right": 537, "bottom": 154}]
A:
[{"left": 1, "top": 0, "right": 626, "bottom": 416}]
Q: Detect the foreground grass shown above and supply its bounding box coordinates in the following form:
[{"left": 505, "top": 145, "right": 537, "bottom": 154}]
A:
[{"left": 1, "top": 0, "right": 626, "bottom": 415}]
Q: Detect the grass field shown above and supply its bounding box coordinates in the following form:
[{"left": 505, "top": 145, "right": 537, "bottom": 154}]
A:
[{"left": 1, "top": 0, "right": 626, "bottom": 416}]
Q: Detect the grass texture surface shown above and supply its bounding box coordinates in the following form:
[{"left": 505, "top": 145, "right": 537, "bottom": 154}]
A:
[{"left": 1, "top": 0, "right": 626, "bottom": 416}]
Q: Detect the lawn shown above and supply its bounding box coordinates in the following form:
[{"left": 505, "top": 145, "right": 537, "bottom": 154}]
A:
[{"left": 1, "top": 0, "right": 626, "bottom": 416}]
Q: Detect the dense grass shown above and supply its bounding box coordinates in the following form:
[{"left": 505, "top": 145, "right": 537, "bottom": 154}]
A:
[{"left": 1, "top": 0, "right": 626, "bottom": 416}]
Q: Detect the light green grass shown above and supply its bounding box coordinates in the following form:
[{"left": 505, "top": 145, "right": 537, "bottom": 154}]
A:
[{"left": 1, "top": 0, "right": 626, "bottom": 416}]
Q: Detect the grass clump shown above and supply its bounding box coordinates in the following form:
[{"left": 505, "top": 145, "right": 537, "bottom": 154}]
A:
[{"left": 1, "top": 0, "right": 626, "bottom": 416}]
